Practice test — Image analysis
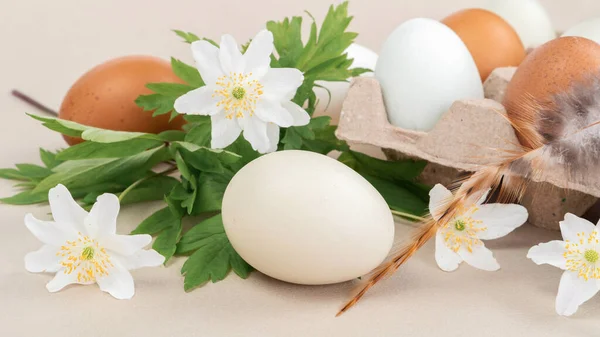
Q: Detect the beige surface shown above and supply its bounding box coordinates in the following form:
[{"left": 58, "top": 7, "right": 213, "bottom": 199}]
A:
[{"left": 1, "top": 0, "right": 600, "bottom": 336}]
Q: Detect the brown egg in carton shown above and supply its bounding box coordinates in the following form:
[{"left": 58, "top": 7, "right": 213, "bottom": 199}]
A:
[{"left": 336, "top": 68, "right": 600, "bottom": 230}]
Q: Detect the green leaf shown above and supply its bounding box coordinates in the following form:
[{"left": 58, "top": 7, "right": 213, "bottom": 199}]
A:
[
  {"left": 172, "top": 30, "right": 218, "bottom": 46},
  {"left": 184, "top": 120, "right": 211, "bottom": 147},
  {"left": 175, "top": 142, "right": 241, "bottom": 174},
  {"left": 80, "top": 129, "right": 157, "bottom": 143},
  {"left": 267, "top": 16, "right": 304, "bottom": 68},
  {"left": 132, "top": 207, "right": 179, "bottom": 235},
  {"left": 15, "top": 164, "right": 53, "bottom": 179},
  {"left": 174, "top": 151, "right": 192, "bottom": 181},
  {"left": 0, "top": 168, "right": 29, "bottom": 181},
  {"left": 297, "top": 2, "right": 356, "bottom": 72},
  {"left": 180, "top": 214, "right": 252, "bottom": 291},
  {"left": 362, "top": 174, "right": 428, "bottom": 216},
  {"left": 176, "top": 214, "right": 226, "bottom": 254},
  {"left": 302, "top": 125, "right": 349, "bottom": 154},
  {"left": 337, "top": 150, "right": 430, "bottom": 218},
  {"left": 146, "top": 83, "right": 194, "bottom": 98},
  {"left": 56, "top": 138, "right": 164, "bottom": 160},
  {"left": 153, "top": 222, "right": 182, "bottom": 263},
  {"left": 192, "top": 172, "right": 232, "bottom": 214},
  {"left": 133, "top": 203, "right": 183, "bottom": 262},
  {"left": 39, "top": 149, "right": 63, "bottom": 169},
  {"left": 33, "top": 146, "right": 167, "bottom": 193},
  {"left": 135, "top": 82, "right": 194, "bottom": 120},
  {"left": 135, "top": 93, "right": 176, "bottom": 118},
  {"left": 224, "top": 137, "right": 261, "bottom": 170},
  {"left": 171, "top": 58, "right": 204, "bottom": 87},
  {"left": 0, "top": 189, "right": 49, "bottom": 204},
  {"left": 179, "top": 176, "right": 197, "bottom": 214},
  {"left": 28, "top": 113, "right": 85, "bottom": 137},
  {"left": 350, "top": 67, "right": 372, "bottom": 77},
  {"left": 339, "top": 150, "right": 426, "bottom": 181},
  {"left": 281, "top": 116, "right": 347, "bottom": 154},
  {"left": 157, "top": 130, "right": 186, "bottom": 142},
  {"left": 119, "top": 175, "right": 179, "bottom": 205},
  {"left": 304, "top": 55, "right": 353, "bottom": 82},
  {"left": 28, "top": 113, "right": 172, "bottom": 144},
  {"left": 1, "top": 182, "right": 124, "bottom": 205},
  {"left": 173, "top": 30, "right": 201, "bottom": 43},
  {"left": 281, "top": 128, "right": 303, "bottom": 150}
]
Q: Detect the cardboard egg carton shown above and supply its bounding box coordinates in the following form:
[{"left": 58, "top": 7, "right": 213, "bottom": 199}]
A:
[{"left": 336, "top": 68, "right": 599, "bottom": 230}]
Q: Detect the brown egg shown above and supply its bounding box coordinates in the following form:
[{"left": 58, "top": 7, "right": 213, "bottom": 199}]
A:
[
  {"left": 59, "top": 56, "right": 186, "bottom": 145},
  {"left": 504, "top": 37, "right": 600, "bottom": 147},
  {"left": 442, "top": 8, "right": 526, "bottom": 81}
]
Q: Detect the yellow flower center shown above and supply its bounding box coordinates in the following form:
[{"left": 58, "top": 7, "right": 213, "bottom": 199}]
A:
[
  {"left": 585, "top": 249, "right": 599, "bottom": 263},
  {"left": 231, "top": 86, "right": 246, "bottom": 100},
  {"left": 214, "top": 72, "right": 264, "bottom": 120},
  {"left": 442, "top": 204, "right": 486, "bottom": 253},
  {"left": 81, "top": 246, "right": 95, "bottom": 260},
  {"left": 564, "top": 231, "right": 600, "bottom": 281},
  {"left": 57, "top": 232, "right": 113, "bottom": 283},
  {"left": 454, "top": 219, "right": 466, "bottom": 231}
]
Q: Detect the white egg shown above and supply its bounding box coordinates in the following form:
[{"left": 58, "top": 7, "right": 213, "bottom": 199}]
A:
[
  {"left": 313, "top": 43, "right": 378, "bottom": 124},
  {"left": 563, "top": 18, "right": 600, "bottom": 44},
  {"left": 375, "top": 18, "right": 483, "bottom": 131},
  {"left": 222, "top": 150, "right": 394, "bottom": 285},
  {"left": 483, "top": 0, "right": 556, "bottom": 49}
]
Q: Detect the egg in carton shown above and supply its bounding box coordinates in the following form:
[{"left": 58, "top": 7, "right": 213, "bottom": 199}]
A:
[{"left": 336, "top": 68, "right": 600, "bottom": 230}]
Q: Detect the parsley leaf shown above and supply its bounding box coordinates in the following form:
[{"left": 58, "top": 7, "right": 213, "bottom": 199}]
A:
[{"left": 179, "top": 214, "right": 252, "bottom": 291}]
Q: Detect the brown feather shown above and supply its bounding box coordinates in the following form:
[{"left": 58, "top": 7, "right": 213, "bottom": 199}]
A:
[{"left": 337, "top": 73, "right": 600, "bottom": 316}]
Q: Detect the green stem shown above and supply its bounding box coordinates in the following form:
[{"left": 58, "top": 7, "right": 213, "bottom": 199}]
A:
[
  {"left": 118, "top": 166, "right": 178, "bottom": 203},
  {"left": 390, "top": 209, "right": 427, "bottom": 222}
]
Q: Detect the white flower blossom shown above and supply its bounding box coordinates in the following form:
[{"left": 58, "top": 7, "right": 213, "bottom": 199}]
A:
[
  {"left": 24, "top": 184, "right": 164, "bottom": 299},
  {"left": 429, "top": 184, "right": 528, "bottom": 272},
  {"left": 528, "top": 213, "right": 600, "bottom": 316},
  {"left": 174, "top": 30, "right": 310, "bottom": 153}
]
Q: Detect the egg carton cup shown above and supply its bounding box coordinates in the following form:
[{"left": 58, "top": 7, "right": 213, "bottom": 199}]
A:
[{"left": 336, "top": 68, "right": 600, "bottom": 230}]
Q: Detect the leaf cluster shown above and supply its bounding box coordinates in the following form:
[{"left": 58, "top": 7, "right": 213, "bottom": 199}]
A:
[{"left": 0, "top": 2, "right": 429, "bottom": 292}]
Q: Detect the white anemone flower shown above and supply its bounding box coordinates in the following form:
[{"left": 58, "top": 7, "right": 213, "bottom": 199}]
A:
[
  {"left": 528, "top": 213, "right": 600, "bottom": 316},
  {"left": 429, "top": 184, "right": 528, "bottom": 272},
  {"left": 174, "top": 29, "right": 310, "bottom": 153},
  {"left": 24, "top": 184, "right": 164, "bottom": 299}
]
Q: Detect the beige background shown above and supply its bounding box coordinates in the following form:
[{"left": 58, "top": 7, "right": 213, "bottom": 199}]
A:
[{"left": 1, "top": 0, "right": 600, "bottom": 336}]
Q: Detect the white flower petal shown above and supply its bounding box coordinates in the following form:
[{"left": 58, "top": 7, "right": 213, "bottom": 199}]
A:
[
  {"left": 429, "top": 184, "right": 453, "bottom": 221},
  {"left": 240, "top": 117, "right": 271, "bottom": 153},
  {"left": 555, "top": 271, "right": 600, "bottom": 316},
  {"left": 101, "top": 234, "right": 152, "bottom": 256},
  {"left": 46, "top": 271, "right": 79, "bottom": 292},
  {"left": 255, "top": 99, "right": 294, "bottom": 127},
  {"left": 117, "top": 250, "right": 165, "bottom": 270},
  {"left": 243, "top": 29, "right": 274, "bottom": 78},
  {"left": 266, "top": 123, "right": 280, "bottom": 153},
  {"left": 458, "top": 244, "right": 500, "bottom": 271},
  {"left": 191, "top": 40, "right": 224, "bottom": 84},
  {"left": 96, "top": 261, "right": 135, "bottom": 300},
  {"left": 219, "top": 34, "right": 245, "bottom": 74},
  {"left": 174, "top": 86, "right": 219, "bottom": 116},
  {"left": 527, "top": 240, "right": 567, "bottom": 270},
  {"left": 560, "top": 213, "right": 596, "bottom": 242},
  {"left": 435, "top": 231, "right": 462, "bottom": 272},
  {"left": 25, "top": 245, "right": 61, "bottom": 273},
  {"left": 281, "top": 101, "right": 310, "bottom": 126},
  {"left": 261, "top": 68, "right": 304, "bottom": 101},
  {"left": 210, "top": 112, "right": 242, "bottom": 149},
  {"left": 86, "top": 193, "right": 120, "bottom": 238},
  {"left": 473, "top": 204, "right": 528, "bottom": 240},
  {"left": 48, "top": 184, "right": 88, "bottom": 234},
  {"left": 24, "top": 214, "right": 75, "bottom": 246}
]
